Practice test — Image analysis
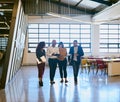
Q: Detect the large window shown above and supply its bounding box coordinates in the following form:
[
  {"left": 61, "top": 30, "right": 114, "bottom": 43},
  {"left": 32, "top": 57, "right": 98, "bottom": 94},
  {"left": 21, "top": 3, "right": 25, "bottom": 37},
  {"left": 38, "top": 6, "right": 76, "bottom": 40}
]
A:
[
  {"left": 100, "top": 24, "right": 120, "bottom": 53},
  {"left": 28, "top": 23, "right": 91, "bottom": 53},
  {"left": 0, "top": 37, "right": 8, "bottom": 51}
]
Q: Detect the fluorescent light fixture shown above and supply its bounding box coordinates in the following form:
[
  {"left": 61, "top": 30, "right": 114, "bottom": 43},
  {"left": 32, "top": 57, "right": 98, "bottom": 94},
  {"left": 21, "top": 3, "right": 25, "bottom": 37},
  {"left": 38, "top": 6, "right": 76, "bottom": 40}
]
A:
[
  {"left": 46, "top": 12, "right": 92, "bottom": 24},
  {"left": 0, "top": 9, "right": 12, "bottom": 11}
]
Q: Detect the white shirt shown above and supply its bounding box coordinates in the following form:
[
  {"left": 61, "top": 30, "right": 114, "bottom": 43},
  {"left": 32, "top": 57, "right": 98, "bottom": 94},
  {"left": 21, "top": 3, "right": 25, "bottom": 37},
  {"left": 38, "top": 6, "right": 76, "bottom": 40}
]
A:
[
  {"left": 73, "top": 46, "right": 78, "bottom": 61},
  {"left": 46, "top": 46, "right": 59, "bottom": 59}
]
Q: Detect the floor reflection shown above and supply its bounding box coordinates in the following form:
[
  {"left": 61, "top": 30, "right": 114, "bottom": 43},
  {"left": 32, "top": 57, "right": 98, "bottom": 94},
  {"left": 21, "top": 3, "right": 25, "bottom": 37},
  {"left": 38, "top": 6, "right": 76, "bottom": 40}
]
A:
[
  {"left": 49, "top": 86, "right": 56, "bottom": 102},
  {"left": 0, "top": 66, "right": 120, "bottom": 102}
]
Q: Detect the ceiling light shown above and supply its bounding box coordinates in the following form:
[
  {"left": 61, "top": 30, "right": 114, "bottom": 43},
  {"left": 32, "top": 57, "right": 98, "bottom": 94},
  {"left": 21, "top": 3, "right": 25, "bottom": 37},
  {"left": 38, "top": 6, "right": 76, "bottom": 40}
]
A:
[
  {"left": 0, "top": 12, "right": 4, "bottom": 15},
  {"left": 0, "top": 9, "right": 12, "bottom": 11},
  {"left": 0, "top": 4, "right": 2, "bottom": 7}
]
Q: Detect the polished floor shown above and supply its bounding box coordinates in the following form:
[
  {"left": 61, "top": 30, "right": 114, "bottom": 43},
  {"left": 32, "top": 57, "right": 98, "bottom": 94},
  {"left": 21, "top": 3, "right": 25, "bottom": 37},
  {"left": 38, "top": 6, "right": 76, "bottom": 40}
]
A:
[{"left": 0, "top": 65, "right": 120, "bottom": 102}]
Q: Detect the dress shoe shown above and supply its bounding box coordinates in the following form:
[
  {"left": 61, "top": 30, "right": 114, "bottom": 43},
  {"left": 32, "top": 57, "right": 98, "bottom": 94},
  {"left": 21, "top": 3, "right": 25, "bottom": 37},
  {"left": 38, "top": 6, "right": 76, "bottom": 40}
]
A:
[
  {"left": 74, "top": 78, "right": 77, "bottom": 84},
  {"left": 39, "top": 81, "right": 43, "bottom": 86},
  {"left": 50, "top": 81, "right": 55, "bottom": 85},
  {"left": 65, "top": 80, "right": 68, "bottom": 83},
  {"left": 60, "top": 79, "right": 63, "bottom": 83}
]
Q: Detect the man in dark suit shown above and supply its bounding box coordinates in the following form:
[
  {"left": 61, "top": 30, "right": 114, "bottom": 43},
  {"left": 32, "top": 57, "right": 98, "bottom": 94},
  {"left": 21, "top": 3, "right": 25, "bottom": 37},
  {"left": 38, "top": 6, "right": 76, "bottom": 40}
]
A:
[{"left": 69, "top": 40, "right": 84, "bottom": 84}]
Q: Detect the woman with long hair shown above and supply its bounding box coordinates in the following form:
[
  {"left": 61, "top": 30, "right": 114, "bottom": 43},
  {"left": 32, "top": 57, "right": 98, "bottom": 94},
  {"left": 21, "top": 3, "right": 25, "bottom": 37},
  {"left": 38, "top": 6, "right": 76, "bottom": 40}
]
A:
[{"left": 36, "top": 41, "right": 46, "bottom": 86}]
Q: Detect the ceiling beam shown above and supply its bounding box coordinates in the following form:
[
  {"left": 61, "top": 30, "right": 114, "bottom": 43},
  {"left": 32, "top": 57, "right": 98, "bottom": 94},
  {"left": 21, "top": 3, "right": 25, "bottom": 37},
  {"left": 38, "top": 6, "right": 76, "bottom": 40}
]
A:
[
  {"left": 0, "top": 0, "right": 14, "bottom": 3},
  {"left": 45, "top": 0, "right": 94, "bottom": 14},
  {"left": 92, "top": 1, "right": 120, "bottom": 23},
  {"left": 91, "top": 0, "right": 112, "bottom": 6},
  {"left": 75, "top": 0, "right": 83, "bottom": 7}
]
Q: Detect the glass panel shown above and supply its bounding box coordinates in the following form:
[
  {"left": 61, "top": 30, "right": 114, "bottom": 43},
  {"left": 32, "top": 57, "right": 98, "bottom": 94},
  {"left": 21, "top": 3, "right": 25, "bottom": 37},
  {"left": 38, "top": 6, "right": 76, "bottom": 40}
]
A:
[
  {"left": 50, "top": 34, "right": 59, "bottom": 38},
  {"left": 28, "top": 23, "right": 91, "bottom": 53},
  {"left": 28, "top": 29, "right": 38, "bottom": 33},
  {"left": 70, "top": 39, "right": 80, "bottom": 43},
  {"left": 81, "top": 30, "right": 90, "bottom": 33},
  {"left": 81, "top": 44, "right": 90, "bottom": 47},
  {"left": 100, "top": 34, "right": 108, "bottom": 38},
  {"left": 100, "top": 49, "right": 108, "bottom": 52},
  {"left": 39, "top": 29, "right": 49, "bottom": 33},
  {"left": 50, "top": 24, "right": 59, "bottom": 28},
  {"left": 109, "top": 25, "right": 118, "bottom": 29},
  {"left": 29, "top": 34, "right": 38, "bottom": 38},
  {"left": 60, "top": 24, "right": 69, "bottom": 28},
  {"left": 29, "top": 39, "right": 38, "bottom": 42},
  {"left": 50, "top": 29, "right": 59, "bottom": 33},
  {"left": 39, "top": 39, "right": 49, "bottom": 42},
  {"left": 81, "top": 34, "right": 90, "bottom": 38},
  {"left": 81, "top": 25, "right": 90, "bottom": 28},
  {"left": 63, "top": 44, "right": 69, "bottom": 47},
  {"left": 109, "top": 48, "right": 118, "bottom": 52},
  {"left": 60, "top": 34, "right": 69, "bottom": 38},
  {"left": 29, "top": 43, "right": 38, "bottom": 47},
  {"left": 50, "top": 39, "right": 59, "bottom": 43},
  {"left": 60, "top": 29, "right": 69, "bottom": 33},
  {"left": 109, "top": 44, "right": 118, "bottom": 47},
  {"left": 109, "top": 34, "right": 118, "bottom": 38},
  {"left": 70, "top": 24, "right": 80, "bottom": 28},
  {"left": 100, "top": 25, "right": 108, "bottom": 29},
  {"left": 83, "top": 48, "right": 90, "bottom": 52},
  {"left": 70, "top": 34, "right": 79, "bottom": 38},
  {"left": 100, "top": 44, "right": 108, "bottom": 47},
  {"left": 39, "top": 24, "right": 49, "bottom": 28},
  {"left": 28, "top": 24, "right": 38, "bottom": 28},
  {"left": 100, "top": 24, "right": 120, "bottom": 53},
  {"left": 70, "top": 29, "right": 79, "bottom": 33},
  {"left": 81, "top": 39, "right": 90, "bottom": 43},
  {"left": 109, "top": 30, "right": 118, "bottom": 33},
  {"left": 100, "top": 39, "right": 108, "bottom": 43},
  {"left": 108, "top": 39, "right": 118, "bottom": 43},
  {"left": 39, "top": 34, "right": 49, "bottom": 38},
  {"left": 59, "top": 39, "right": 70, "bottom": 43},
  {"left": 100, "top": 30, "right": 108, "bottom": 33}
]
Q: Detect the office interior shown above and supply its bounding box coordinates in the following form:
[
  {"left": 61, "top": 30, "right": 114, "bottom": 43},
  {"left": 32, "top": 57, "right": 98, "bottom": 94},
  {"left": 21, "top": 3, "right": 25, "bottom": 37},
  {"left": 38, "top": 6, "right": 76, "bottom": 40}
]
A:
[{"left": 0, "top": 0, "right": 120, "bottom": 102}]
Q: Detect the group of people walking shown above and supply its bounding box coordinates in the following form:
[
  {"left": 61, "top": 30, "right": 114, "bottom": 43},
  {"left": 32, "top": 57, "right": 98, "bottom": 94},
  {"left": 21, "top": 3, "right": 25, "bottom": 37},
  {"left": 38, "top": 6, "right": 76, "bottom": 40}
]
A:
[{"left": 36, "top": 40, "right": 84, "bottom": 87}]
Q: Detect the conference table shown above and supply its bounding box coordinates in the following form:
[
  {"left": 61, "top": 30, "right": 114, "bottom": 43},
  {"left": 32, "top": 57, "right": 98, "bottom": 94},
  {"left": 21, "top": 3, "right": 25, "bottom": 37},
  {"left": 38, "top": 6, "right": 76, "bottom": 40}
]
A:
[{"left": 86, "top": 57, "right": 120, "bottom": 76}]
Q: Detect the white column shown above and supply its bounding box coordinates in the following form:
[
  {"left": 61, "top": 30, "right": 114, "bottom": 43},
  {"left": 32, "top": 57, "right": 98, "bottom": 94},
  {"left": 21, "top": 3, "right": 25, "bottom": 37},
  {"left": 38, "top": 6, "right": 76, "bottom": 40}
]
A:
[{"left": 91, "top": 24, "right": 100, "bottom": 56}]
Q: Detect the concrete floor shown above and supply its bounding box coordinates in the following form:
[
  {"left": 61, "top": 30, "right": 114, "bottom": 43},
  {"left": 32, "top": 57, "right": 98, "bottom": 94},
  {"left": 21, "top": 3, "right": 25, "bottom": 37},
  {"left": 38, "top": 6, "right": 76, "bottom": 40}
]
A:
[{"left": 0, "top": 65, "right": 120, "bottom": 102}]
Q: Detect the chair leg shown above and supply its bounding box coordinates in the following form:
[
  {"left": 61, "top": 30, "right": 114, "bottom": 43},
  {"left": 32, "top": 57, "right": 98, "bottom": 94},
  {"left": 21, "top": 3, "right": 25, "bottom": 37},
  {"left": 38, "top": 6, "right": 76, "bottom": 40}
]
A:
[{"left": 105, "top": 68, "right": 108, "bottom": 75}]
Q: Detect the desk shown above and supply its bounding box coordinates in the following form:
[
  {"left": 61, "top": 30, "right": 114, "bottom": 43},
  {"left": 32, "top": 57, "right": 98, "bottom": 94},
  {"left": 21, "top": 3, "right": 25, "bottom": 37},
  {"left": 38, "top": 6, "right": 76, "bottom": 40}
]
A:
[
  {"left": 103, "top": 58, "right": 120, "bottom": 62},
  {"left": 108, "top": 62, "right": 120, "bottom": 76},
  {"left": 86, "top": 58, "right": 120, "bottom": 76}
]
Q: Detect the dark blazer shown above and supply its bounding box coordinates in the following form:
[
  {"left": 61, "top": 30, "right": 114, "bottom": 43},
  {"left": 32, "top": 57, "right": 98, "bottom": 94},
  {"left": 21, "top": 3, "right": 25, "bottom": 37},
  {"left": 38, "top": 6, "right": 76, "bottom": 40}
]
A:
[{"left": 69, "top": 46, "right": 84, "bottom": 64}]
